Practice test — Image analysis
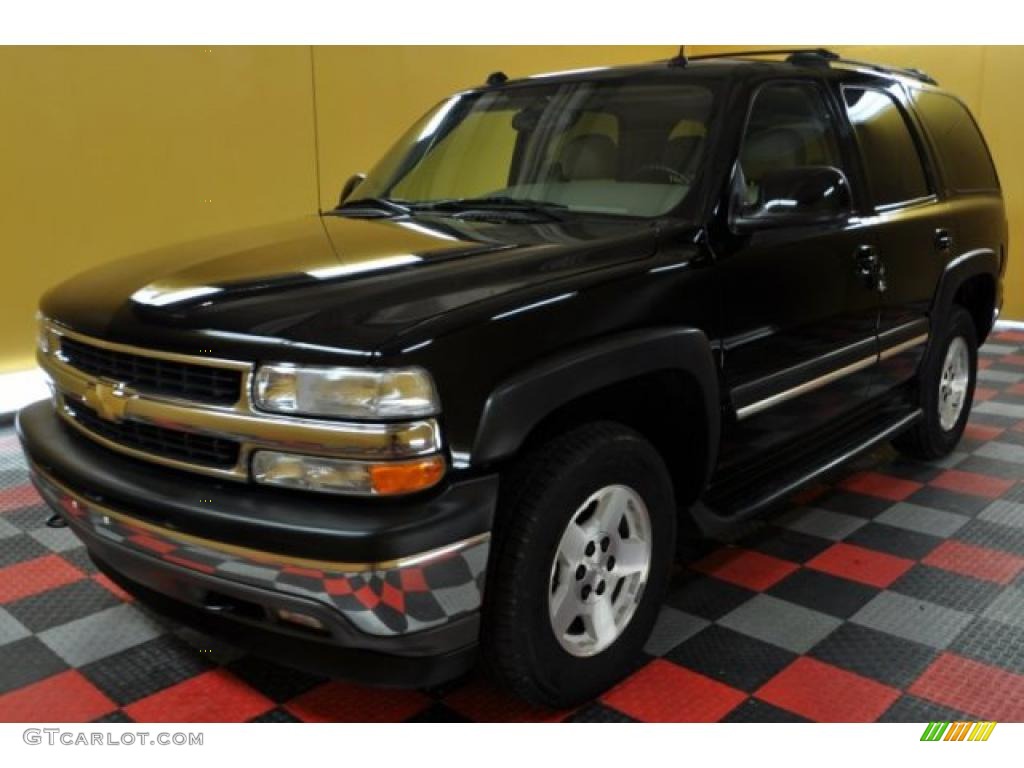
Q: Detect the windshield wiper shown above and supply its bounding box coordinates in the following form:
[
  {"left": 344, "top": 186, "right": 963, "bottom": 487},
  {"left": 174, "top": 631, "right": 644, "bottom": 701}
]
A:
[
  {"left": 332, "top": 197, "right": 411, "bottom": 217},
  {"left": 412, "top": 196, "right": 569, "bottom": 219}
]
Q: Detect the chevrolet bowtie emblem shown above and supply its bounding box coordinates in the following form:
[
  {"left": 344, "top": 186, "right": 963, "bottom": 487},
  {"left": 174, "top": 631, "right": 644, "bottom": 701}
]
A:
[{"left": 85, "top": 379, "right": 132, "bottom": 423}]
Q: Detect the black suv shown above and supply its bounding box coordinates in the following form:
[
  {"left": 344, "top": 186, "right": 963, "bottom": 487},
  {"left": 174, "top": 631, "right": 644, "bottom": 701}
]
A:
[{"left": 19, "top": 49, "right": 1006, "bottom": 707}]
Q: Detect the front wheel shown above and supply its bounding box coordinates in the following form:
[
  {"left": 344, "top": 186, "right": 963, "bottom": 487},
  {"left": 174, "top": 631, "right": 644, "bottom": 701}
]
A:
[
  {"left": 894, "top": 305, "right": 978, "bottom": 460},
  {"left": 482, "top": 422, "right": 676, "bottom": 708}
]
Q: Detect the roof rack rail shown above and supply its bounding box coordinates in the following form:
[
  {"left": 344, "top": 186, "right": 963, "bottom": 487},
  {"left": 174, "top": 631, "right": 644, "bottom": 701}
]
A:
[
  {"left": 686, "top": 47, "right": 938, "bottom": 86},
  {"left": 688, "top": 48, "right": 838, "bottom": 62}
]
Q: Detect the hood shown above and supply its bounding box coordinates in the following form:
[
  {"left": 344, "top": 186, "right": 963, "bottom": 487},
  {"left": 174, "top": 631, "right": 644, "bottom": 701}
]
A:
[{"left": 41, "top": 213, "right": 659, "bottom": 360}]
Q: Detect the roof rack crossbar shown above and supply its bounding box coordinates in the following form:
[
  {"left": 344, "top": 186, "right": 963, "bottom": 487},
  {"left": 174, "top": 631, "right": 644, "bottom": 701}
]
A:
[{"left": 686, "top": 47, "right": 937, "bottom": 86}]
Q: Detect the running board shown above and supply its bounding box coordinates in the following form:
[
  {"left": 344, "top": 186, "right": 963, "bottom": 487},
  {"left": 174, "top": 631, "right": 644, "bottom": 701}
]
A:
[{"left": 690, "top": 408, "right": 923, "bottom": 537}]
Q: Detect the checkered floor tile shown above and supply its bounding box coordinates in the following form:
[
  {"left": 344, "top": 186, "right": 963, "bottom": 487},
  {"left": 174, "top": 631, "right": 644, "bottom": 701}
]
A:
[{"left": 2, "top": 331, "right": 1024, "bottom": 722}]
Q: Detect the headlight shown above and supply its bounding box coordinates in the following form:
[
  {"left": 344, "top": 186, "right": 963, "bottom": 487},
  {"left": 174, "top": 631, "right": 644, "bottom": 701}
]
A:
[
  {"left": 252, "top": 451, "right": 446, "bottom": 496},
  {"left": 253, "top": 364, "right": 439, "bottom": 419}
]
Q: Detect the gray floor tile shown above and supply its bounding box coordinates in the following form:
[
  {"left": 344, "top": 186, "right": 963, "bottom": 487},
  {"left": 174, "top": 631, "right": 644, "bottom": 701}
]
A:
[
  {"left": 978, "top": 499, "right": 1024, "bottom": 530},
  {"left": 38, "top": 603, "right": 165, "bottom": 667},
  {"left": 978, "top": 368, "right": 1024, "bottom": 384},
  {"left": 875, "top": 502, "right": 968, "bottom": 538},
  {"left": 29, "top": 525, "right": 81, "bottom": 552},
  {"left": 644, "top": 606, "right": 710, "bottom": 656},
  {"left": 974, "top": 401, "right": 1024, "bottom": 420},
  {"left": 974, "top": 441, "right": 1024, "bottom": 465},
  {"left": 0, "top": 607, "right": 30, "bottom": 647},
  {"left": 0, "top": 517, "right": 18, "bottom": 539},
  {"left": 775, "top": 507, "right": 867, "bottom": 541},
  {"left": 851, "top": 591, "right": 973, "bottom": 649},
  {"left": 718, "top": 594, "right": 841, "bottom": 654},
  {"left": 981, "top": 587, "right": 1024, "bottom": 630}
]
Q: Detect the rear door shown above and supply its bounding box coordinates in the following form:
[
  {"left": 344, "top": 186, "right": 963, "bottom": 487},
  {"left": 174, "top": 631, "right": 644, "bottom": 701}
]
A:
[{"left": 838, "top": 82, "right": 948, "bottom": 392}]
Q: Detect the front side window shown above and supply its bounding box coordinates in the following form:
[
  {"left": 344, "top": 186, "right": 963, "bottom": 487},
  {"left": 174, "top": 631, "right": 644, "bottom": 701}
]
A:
[
  {"left": 843, "top": 87, "right": 930, "bottom": 207},
  {"left": 738, "top": 81, "right": 846, "bottom": 205},
  {"left": 353, "top": 79, "right": 718, "bottom": 218}
]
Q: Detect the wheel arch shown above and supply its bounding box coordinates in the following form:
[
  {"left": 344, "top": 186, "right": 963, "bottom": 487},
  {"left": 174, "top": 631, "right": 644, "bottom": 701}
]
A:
[
  {"left": 930, "top": 248, "right": 1000, "bottom": 349},
  {"left": 470, "top": 328, "right": 721, "bottom": 507}
]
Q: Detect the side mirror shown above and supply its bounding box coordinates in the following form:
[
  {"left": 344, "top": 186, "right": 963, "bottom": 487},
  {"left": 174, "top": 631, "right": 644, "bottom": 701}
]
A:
[
  {"left": 732, "top": 166, "right": 852, "bottom": 231},
  {"left": 338, "top": 173, "right": 367, "bottom": 206}
]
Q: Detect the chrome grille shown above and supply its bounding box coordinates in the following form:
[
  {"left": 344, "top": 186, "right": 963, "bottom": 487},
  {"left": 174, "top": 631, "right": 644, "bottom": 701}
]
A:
[{"left": 59, "top": 337, "right": 242, "bottom": 405}]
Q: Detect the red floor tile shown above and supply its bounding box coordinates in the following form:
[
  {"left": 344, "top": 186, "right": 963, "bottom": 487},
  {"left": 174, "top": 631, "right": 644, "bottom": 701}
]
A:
[
  {"left": 0, "top": 670, "right": 115, "bottom": 722},
  {"left": 806, "top": 542, "right": 914, "bottom": 588},
  {"left": 994, "top": 331, "right": 1024, "bottom": 344},
  {"left": 839, "top": 471, "right": 922, "bottom": 501},
  {"left": 923, "top": 540, "right": 1024, "bottom": 585},
  {"left": 1008, "top": 382, "right": 1024, "bottom": 397},
  {"left": 755, "top": 657, "right": 900, "bottom": 722},
  {"left": 0, "top": 483, "right": 40, "bottom": 513},
  {"left": 691, "top": 547, "right": 799, "bottom": 592},
  {"left": 443, "top": 677, "right": 567, "bottom": 722},
  {"left": 125, "top": 668, "right": 273, "bottom": 722},
  {"left": 0, "top": 554, "right": 84, "bottom": 604},
  {"left": 285, "top": 680, "right": 430, "bottom": 722},
  {"left": 909, "top": 652, "right": 1024, "bottom": 722},
  {"left": 91, "top": 572, "right": 134, "bottom": 602},
  {"left": 601, "top": 659, "right": 746, "bottom": 722},
  {"left": 1002, "top": 354, "right": 1024, "bottom": 367},
  {"left": 974, "top": 386, "right": 999, "bottom": 402},
  {"left": 964, "top": 423, "right": 1006, "bottom": 442},
  {"left": 931, "top": 469, "right": 1016, "bottom": 499}
]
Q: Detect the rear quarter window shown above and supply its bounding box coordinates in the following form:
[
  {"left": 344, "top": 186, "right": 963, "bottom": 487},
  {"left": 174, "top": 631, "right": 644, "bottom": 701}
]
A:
[{"left": 912, "top": 90, "right": 999, "bottom": 194}]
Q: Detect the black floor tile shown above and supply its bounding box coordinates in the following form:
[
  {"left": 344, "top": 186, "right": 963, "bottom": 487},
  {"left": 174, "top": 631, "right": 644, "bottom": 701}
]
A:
[
  {"left": 889, "top": 564, "right": 1003, "bottom": 613},
  {"left": 665, "top": 624, "right": 796, "bottom": 692},
  {"left": 663, "top": 572, "right": 757, "bottom": 621},
  {"left": 7, "top": 579, "right": 122, "bottom": 633},
  {"left": 725, "top": 697, "right": 810, "bottom": 723},
  {"left": 845, "top": 522, "right": 943, "bottom": 560},
  {"left": 0, "top": 534, "right": 48, "bottom": 568},
  {"left": 879, "top": 694, "right": 971, "bottom": 723},
  {"left": 950, "top": 617, "right": 1024, "bottom": 675},
  {"left": 740, "top": 527, "right": 834, "bottom": 564},
  {"left": 80, "top": 634, "right": 213, "bottom": 705},
  {"left": 768, "top": 568, "right": 879, "bottom": 619},
  {"left": 906, "top": 486, "right": 992, "bottom": 517},
  {"left": 227, "top": 655, "right": 327, "bottom": 704},
  {"left": 0, "top": 636, "right": 68, "bottom": 695},
  {"left": 809, "top": 623, "right": 938, "bottom": 689}
]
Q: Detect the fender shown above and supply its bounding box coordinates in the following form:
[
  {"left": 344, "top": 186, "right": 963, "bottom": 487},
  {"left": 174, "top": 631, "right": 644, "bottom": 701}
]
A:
[
  {"left": 470, "top": 327, "right": 721, "bottom": 489},
  {"left": 927, "top": 247, "right": 999, "bottom": 354}
]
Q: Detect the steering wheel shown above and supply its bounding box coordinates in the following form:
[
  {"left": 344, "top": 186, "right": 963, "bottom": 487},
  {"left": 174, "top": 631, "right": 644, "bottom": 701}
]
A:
[{"left": 628, "top": 164, "right": 692, "bottom": 185}]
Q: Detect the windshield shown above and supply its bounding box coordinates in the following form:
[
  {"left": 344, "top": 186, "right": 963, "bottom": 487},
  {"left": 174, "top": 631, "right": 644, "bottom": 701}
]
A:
[{"left": 352, "top": 78, "right": 718, "bottom": 218}]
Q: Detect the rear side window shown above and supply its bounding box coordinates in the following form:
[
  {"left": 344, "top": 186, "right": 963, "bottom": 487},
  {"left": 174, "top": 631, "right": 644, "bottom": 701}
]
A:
[
  {"left": 842, "top": 87, "right": 930, "bottom": 208},
  {"left": 912, "top": 90, "right": 999, "bottom": 193}
]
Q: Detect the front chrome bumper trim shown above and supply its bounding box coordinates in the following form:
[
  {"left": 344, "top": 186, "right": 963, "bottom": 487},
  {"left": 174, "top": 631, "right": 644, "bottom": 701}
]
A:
[{"left": 32, "top": 463, "right": 490, "bottom": 637}]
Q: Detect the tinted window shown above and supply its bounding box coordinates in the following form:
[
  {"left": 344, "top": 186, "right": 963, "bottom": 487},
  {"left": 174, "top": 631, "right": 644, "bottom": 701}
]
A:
[
  {"left": 913, "top": 90, "right": 998, "bottom": 193},
  {"left": 739, "top": 82, "right": 845, "bottom": 204},
  {"left": 843, "top": 88, "right": 930, "bottom": 207}
]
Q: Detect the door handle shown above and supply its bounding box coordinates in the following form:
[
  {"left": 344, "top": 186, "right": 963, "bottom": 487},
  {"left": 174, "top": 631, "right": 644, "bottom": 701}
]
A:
[
  {"left": 855, "top": 245, "right": 886, "bottom": 293},
  {"left": 935, "top": 228, "right": 954, "bottom": 253}
]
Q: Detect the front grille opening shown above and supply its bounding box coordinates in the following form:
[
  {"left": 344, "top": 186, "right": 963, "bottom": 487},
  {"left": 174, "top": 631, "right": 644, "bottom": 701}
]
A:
[
  {"left": 59, "top": 337, "right": 242, "bottom": 405},
  {"left": 66, "top": 401, "right": 240, "bottom": 469}
]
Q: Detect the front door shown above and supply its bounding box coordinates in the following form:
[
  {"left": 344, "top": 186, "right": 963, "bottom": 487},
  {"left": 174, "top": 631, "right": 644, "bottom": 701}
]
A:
[{"left": 714, "top": 79, "right": 881, "bottom": 476}]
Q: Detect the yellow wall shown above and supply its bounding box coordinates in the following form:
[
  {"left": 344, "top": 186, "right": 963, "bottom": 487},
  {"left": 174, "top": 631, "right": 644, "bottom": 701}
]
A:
[{"left": 0, "top": 45, "right": 1020, "bottom": 372}]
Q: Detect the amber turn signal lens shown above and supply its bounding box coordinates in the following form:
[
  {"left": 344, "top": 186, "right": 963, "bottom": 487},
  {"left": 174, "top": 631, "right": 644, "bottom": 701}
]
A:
[{"left": 370, "top": 456, "right": 446, "bottom": 495}]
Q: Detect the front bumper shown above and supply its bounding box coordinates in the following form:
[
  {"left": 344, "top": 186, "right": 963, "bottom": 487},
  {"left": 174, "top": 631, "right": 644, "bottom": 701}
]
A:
[{"left": 18, "top": 400, "right": 498, "bottom": 686}]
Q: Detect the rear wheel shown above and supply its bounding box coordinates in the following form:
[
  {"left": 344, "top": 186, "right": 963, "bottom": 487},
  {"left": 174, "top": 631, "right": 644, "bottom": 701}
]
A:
[
  {"left": 482, "top": 422, "right": 676, "bottom": 708},
  {"left": 894, "top": 306, "right": 977, "bottom": 460}
]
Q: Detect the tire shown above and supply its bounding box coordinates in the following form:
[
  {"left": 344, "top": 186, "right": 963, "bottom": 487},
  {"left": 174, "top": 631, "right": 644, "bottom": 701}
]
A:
[
  {"left": 894, "top": 305, "right": 978, "bottom": 461},
  {"left": 482, "top": 422, "right": 676, "bottom": 708}
]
